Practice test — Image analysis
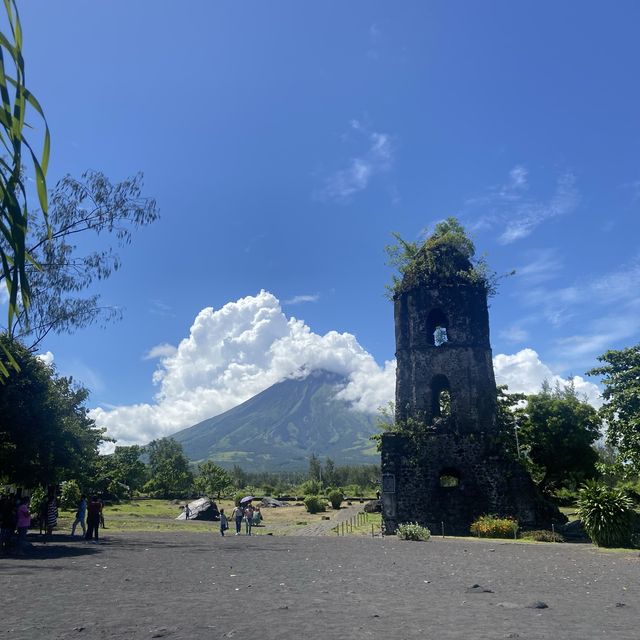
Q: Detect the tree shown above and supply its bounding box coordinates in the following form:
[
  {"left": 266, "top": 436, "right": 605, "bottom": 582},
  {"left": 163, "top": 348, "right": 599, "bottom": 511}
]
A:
[
  {"left": 144, "top": 438, "right": 193, "bottom": 499},
  {"left": 0, "top": 335, "right": 106, "bottom": 486},
  {"left": 588, "top": 344, "right": 640, "bottom": 473},
  {"left": 495, "top": 385, "right": 528, "bottom": 460},
  {"left": 0, "top": 1, "right": 50, "bottom": 377},
  {"left": 308, "top": 453, "right": 322, "bottom": 482},
  {"left": 194, "top": 461, "right": 232, "bottom": 499},
  {"left": 2, "top": 170, "right": 159, "bottom": 348},
  {"left": 94, "top": 445, "right": 148, "bottom": 499},
  {"left": 517, "top": 381, "right": 601, "bottom": 492},
  {"left": 0, "top": 4, "right": 50, "bottom": 329}
]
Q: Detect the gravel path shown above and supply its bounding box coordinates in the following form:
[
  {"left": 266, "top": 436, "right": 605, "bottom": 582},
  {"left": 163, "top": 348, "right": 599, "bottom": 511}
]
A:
[
  {"left": 288, "top": 502, "right": 364, "bottom": 536},
  {"left": 2, "top": 531, "right": 638, "bottom": 639}
]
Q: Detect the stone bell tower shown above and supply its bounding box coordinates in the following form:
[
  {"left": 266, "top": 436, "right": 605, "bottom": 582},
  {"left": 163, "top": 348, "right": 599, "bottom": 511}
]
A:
[
  {"left": 381, "top": 233, "right": 564, "bottom": 535},
  {"left": 394, "top": 254, "right": 497, "bottom": 434}
]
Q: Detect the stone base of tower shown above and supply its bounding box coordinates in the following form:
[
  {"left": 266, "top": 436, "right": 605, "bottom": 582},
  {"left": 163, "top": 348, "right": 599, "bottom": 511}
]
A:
[{"left": 380, "top": 432, "right": 566, "bottom": 536}]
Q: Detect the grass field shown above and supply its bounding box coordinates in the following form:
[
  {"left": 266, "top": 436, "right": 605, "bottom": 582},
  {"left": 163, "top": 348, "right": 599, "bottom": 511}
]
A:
[{"left": 55, "top": 498, "right": 358, "bottom": 535}]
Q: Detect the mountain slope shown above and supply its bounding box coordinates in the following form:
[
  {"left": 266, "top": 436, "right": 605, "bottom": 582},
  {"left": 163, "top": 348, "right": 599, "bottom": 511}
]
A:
[{"left": 170, "top": 370, "right": 380, "bottom": 470}]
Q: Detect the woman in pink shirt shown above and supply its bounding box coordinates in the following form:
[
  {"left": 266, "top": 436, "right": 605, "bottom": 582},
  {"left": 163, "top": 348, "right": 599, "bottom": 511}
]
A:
[{"left": 16, "top": 497, "right": 30, "bottom": 553}]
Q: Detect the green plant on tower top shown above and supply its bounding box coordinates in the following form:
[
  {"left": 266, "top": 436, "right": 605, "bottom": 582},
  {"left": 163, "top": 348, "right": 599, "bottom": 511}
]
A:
[{"left": 385, "top": 217, "right": 503, "bottom": 299}]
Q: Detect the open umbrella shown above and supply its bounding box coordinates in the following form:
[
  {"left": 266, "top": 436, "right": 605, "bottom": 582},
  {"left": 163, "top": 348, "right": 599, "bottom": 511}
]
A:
[{"left": 240, "top": 495, "right": 255, "bottom": 504}]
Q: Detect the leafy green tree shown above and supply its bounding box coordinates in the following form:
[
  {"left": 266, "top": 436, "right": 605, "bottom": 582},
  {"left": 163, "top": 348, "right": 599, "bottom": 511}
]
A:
[
  {"left": 518, "top": 381, "right": 601, "bottom": 492},
  {"left": 587, "top": 344, "right": 640, "bottom": 473},
  {"left": 94, "top": 445, "right": 148, "bottom": 499},
  {"left": 230, "top": 464, "right": 248, "bottom": 489},
  {"left": 0, "top": 335, "right": 105, "bottom": 486},
  {"left": 60, "top": 479, "right": 81, "bottom": 510},
  {"left": 144, "top": 438, "right": 193, "bottom": 499},
  {"left": 194, "top": 461, "right": 232, "bottom": 499},
  {"left": 323, "top": 457, "right": 336, "bottom": 487},
  {"left": 495, "top": 385, "right": 528, "bottom": 459},
  {"left": 0, "top": 1, "right": 50, "bottom": 360},
  {"left": 308, "top": 453, "right": 322, "bottom": 482},
  {"left": 3, "top": 171, "right": 159, "bottom": 349}
]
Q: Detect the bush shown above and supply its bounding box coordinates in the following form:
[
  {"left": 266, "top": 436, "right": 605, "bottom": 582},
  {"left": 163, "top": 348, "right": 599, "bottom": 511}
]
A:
[
  {"left": 299, "top": 480, "right": 322, "bottom": 496},
  {"left": 396, "top": 522, "right": 431, "bottom": 541},
  {"left": 327, "top": 490, "right": 343, "bottom": 510},
  {"left": 470, "top": 515, "right": 518, "bottom": 538},
  {"left": 521, "top": 529, "right": 564, "bottom": 543},
  {"left": 304, "top": 495, "right": 326, "bottom": 514},
  {"left": 234, "top": 491, "right": 245, "bottom": 507},
  {"left": 60, "top": 480, "right": 81, "bottom": 510},
  {"left": 577, "top": 481, "right": 635, "bottom": 548}
]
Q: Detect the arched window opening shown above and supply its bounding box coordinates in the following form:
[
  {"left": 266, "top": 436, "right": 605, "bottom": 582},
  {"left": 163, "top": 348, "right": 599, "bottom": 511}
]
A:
[
  {"left": 427, "top": 309, "right": 449, "bottom": 346},
  {"left": 439, "top": 389, "right": 451, "bottom": 417},
  {"left": 439, "top": 469, "right": 460, "bottom": 488},
  {"left": 431, "top": 374, "right": 451, "bottom": 418}
]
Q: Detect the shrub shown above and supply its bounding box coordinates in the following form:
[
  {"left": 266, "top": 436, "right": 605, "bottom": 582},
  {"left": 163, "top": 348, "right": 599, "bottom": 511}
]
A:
[
  {"left": 234, "top": 491, "right": 245, "bottom": 507},
  {"left": 553, "top": 487, "right": 579, "bottom": 507},
  {"left": 299, "top": 480, "right": 322, "bottom": 496},
  {"left": 470, "top": 514, "right": 518, "bottom": 538},
  {"left": 304, "top": 495, "right": 326, "bottom": 514},
  {"left": 60, "top": 480, "right": 81, "bottom": 510},
  {"left": 396, "top": 522, "right": 431, "bottom": 541},
  {"left": 29, "top": 486, "right": 46, "bottom": 510},
  {"left": 327, "top": 490, "right": 343, "bottom": 510},
  {"left": 521, "top": 529, "right": 565, "bottom": 543},
  {"left": 577, "top": 481, "right": 635, "bottom": 548}
]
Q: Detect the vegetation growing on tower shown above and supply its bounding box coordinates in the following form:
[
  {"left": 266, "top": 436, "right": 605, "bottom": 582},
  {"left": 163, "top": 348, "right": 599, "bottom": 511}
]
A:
[{"left": 385, "top": 217, "right": 501, "bottom": 299}]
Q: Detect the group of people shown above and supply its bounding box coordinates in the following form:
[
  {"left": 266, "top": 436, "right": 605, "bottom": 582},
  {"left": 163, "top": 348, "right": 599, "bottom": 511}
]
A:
[
  {"left": 71, "top": 494, "right": 105, "bottom": 543},
  {"left": 219, "top": 502, "right": 262, "bottom": 536},
  {"left": 0, "top": 494, "right": 32, "bottom": 554},
  {"left": 0, "top": 490, "right": 107, "bottom": 554}
]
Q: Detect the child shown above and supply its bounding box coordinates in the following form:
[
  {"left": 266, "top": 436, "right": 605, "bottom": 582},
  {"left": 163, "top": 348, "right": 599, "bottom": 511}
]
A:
[{"left": 219, "top": 508, "right": 228, "bottom": 537}]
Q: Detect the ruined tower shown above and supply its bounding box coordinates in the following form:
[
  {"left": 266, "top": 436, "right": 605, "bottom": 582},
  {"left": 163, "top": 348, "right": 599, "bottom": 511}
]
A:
[{"left": 381, "top": 223, "right": 563, "bottom": 535}]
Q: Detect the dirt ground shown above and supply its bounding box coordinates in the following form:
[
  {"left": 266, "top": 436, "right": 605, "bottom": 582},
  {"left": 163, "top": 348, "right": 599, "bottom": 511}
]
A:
[{"left": 2, "top": 532, "right": 638, "bottom": 640}]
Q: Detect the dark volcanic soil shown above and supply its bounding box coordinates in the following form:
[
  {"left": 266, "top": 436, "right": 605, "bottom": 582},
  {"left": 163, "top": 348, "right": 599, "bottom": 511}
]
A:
[{"left": 1, "top": 532, "right": 638, "bottom": 639}]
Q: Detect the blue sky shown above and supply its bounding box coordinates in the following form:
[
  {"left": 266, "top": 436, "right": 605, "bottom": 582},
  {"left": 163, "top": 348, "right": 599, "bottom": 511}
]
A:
[{"left": 8, "top": 1, "right": 640, "bottom": 445}]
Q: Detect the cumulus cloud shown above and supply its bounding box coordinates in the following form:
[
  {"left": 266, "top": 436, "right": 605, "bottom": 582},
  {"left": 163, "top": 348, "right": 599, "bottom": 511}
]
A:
[
  {"left": 493, "top": 348, "right": 602, "bottom": 407},
  {"left": 321, "top": 120, "right": 395, "bottom": 201},
  {"left": 92, "top": 291, "right": 603, "bottom": 449},
  {"left": 36, "top": 351, "right": 54, "bottom": 366},
  {"left": 91, "top": 291, "right": 395, "bottom": 446}
]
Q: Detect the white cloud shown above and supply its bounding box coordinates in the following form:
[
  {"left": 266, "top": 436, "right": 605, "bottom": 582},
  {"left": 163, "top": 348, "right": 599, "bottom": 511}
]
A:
[
  {"left": 143, "top": 343, "right": 178, "bottom": 360},
  {"left": 321, "top": 120, "right": 395, "bottom": 201},
  {"left": 36, "top": 351, "right": 54, "bottom": 366},
  {"left": 516, "top": 256, "right": 640, "bottom": 359},
  {"left": 91, "top": 291, "right": 395, "bottom": 446},
  {"left": 493, "top": 348, "right": 602, "bottom": 407},
  {"left": 466, "top": 167, "right": 579, "bottom": 244},
  {"left": 92, "top": 292, "right": 603, "bottom": 449},
  {"left": 283, "top": 294, "right": 320, "bottom": 305}
]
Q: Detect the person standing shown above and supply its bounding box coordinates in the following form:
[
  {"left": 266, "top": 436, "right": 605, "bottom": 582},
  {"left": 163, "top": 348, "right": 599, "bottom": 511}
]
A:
[
  {"left": 85, "top": 496, "right": 102, "bottom": 543},
  {"left": 244, "top": 504, "right": 254, "bottom": 536},
  {"left": 231, "top": 504, "right": 244, "bottom": 536},
  {"left": 16, "top": 497, "right": 31, "bottom": 554},
  {"left": 45, "top": 491, "right": 58, "bottom": 538},
  {"left": 71, "top": 495, "right": 87, "bottom": 537},
  {"left": 0, "top": 494, "right": 16, "bottom": 553},
  {"left": 219, "top": 508, "right": 228, "bottom": 537}
]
